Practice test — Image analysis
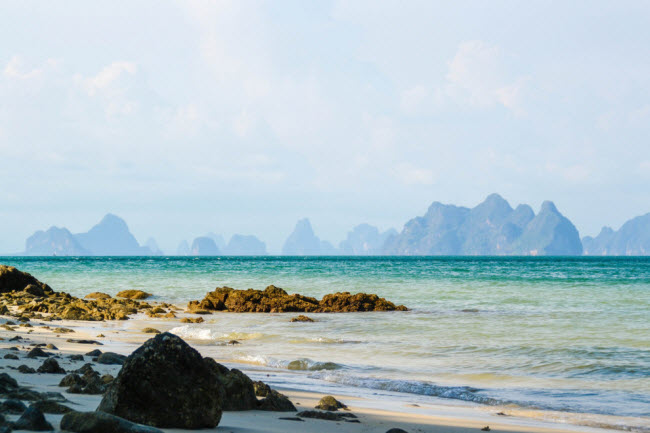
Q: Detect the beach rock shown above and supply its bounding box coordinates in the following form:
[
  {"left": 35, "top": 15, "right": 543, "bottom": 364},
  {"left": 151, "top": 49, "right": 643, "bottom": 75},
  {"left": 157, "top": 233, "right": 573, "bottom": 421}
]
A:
[
  {"left": 142, "top": 327, "right": 160, "bottom": 334},
  {"left": 290, "top": 314, "right": 315, "bottom": 322},
  {"left": 37, "top": 358, "right": 66, "bottom": 374},
  {"left": 18, "top": 365, "right": 36, "bottom": 374},
  {"left": 31, "top": 400, "right": 73, "bottom": 414},
  {"left": 0, "top": 373, "right": 18, "bottom": 393},
  {"left": 97, "top": 352, "right": 127, "bottom": 365},
  {"left": 26, "top": 347, "right": 51, "bottom": 358},
  {"left": 386, "top": 429, "right": 409, "bottom": 433},
  {"left": 180, "top": 317, "right": 203, "bottom": 323},
  {"left": 3, "top": 354, "right": 18, "bottom": 360},
  {"left": 66, "top": 338, "right": 102, "bottom": 345},
  {"left": 207, "top": 360, "right": 257, "bottom": 411},
  {"left": 85, "top": 349, "right": 102, "bottom": 356},
  {"left": 257, "top": 388, "right": 297, "bottom": 412},
  {"left": 97, "top": 332, "right": 223, "bottom": 429},
  {"left": 60, "top": 411, "right": 164, "bottom": 433},
  {"left": 69, "top": 354, "right": 84, "bottom": 361},
  {"left": 59, "top": 374, "right": 85, "bottom": 388},
  {"left": 13, "top": 406, "right": 53, "bottom": 431},
  {"left": 296, "top": 410, "right": 357, "bottom": 422},
  {"left": 85, "top": 292, "right": 112, "bottom": 299},
  {"left": 0, "top": 266, "right": 53, "bottom": 295},
  {"left": 116, "top": 290, "right": 151, "bottom": 300},
  {"left": 45, "top": 343, "right": 57, "bottom": 350},
  {"left": 189, "top": 286, "right": 407, "bottom": 313},
  {"left": 253, "top": 380, "right": 272, "bottom": 397},
  {"left": 0, "top": 398, "right": 27, "bottom": 413},
  {"left": 315, "top": 395, "right": 348, "bottom": 411}
]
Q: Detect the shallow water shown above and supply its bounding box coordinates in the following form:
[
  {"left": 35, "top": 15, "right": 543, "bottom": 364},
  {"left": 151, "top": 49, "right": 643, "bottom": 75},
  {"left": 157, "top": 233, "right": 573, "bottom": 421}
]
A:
[{"left": 3, "top": 256, "right": 649, "bottom": 426}]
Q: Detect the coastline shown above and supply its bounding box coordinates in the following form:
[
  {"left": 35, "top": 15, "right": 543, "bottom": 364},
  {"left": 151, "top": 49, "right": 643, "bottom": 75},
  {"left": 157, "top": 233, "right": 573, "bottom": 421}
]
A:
[{"left": 0, "top": 310, "right": 643, "bottom": 433}]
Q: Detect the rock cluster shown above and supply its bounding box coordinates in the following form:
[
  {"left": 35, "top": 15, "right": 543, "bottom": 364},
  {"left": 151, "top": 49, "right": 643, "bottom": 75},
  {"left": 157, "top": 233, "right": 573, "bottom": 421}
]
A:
[
  {"left": 97, "top": 333, "right": 296, "bottom": 429},
  {"left": 0, "top": 265, "right": 154, "bottom": 321},
  {"left": 60, "top": 364, "right": 112, "bottom": 394},
  {"left": 188, "top": 285, "right": 408, "bottom": 313}
]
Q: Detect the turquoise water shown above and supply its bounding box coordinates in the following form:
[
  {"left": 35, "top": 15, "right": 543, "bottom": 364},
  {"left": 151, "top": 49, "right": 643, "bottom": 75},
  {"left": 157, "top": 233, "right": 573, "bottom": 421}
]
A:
[{"left": 2, "top": 257, "right": 649, "bottom": 423}]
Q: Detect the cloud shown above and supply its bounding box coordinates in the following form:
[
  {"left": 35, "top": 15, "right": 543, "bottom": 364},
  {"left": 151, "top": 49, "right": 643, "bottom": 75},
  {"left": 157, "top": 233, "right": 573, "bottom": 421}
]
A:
[
  {"left": 393, "top": 162, "right": 435, "bottom": 185},
  {"left": 445, "top": 40, "right": 527, "bottom": 113},
  {"left": 82, "top": 61, "right": 137, "bottom": 96},
  {"left": 75, "top": 61, "right": 138, "bottom": 118}
]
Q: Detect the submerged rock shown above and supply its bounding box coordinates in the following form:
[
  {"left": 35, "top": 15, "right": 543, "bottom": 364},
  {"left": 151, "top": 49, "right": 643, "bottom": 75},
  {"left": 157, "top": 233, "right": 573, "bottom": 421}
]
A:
[
  {"left": 290, "top": 315, "right": 315, "bottom": 322},
  {"left": 61, "top": 411, "right": 164, "bottom": 433},
  {"left": 97, "top": 333, "right": 223, "bottom": 429},
  {"left": 189, "top": 286, "right": 407, "bottom": 313},
  {"left": 0, "top": 398, "right": 27, "bottom": 413}
]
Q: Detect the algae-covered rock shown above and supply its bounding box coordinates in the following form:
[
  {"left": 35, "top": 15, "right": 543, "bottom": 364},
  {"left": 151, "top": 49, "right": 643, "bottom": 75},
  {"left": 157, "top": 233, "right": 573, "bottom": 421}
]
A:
[
  {"left": 188, "top": 285, "right": 407, "bottom": 313},
  {"left": 116, "top": 290, "right": 151, "bottom": 300}
]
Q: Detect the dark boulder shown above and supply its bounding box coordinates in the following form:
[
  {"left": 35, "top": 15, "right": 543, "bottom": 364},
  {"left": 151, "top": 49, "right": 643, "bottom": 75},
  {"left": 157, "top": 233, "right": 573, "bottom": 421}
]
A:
[
  {"left": 0, "top": 374, "right": 18, "bottom": 393},
  {"left": 0, "top": 398, "right": 27, "bottom": 413},
  {"left": 12, "top": 406, "right": 53, "bottom": 431},
  {"left": 97, "top": 352, "right": 127, "bottom": 365},
  {"left": 386, "top": 429, "right": 409, "bottom": 433},
  {"left": 3, "top": 354, "right": 18, "bottom": 360},
  {"left": 60, "top": 411, "right": 163, "bottom": 433},
  {"left": 0, "top": 265, "right": 53, "bottom": 295},
  {"left": 85, "top": 349, "right": 102, "bottom": 357},
  {"left": 69, "top": 354, "right": 84, "bottom": 361},
  {"left": 37, "top": 358, "right": 66, "bottom": 374},
  {"left": 18, "top": 364, "right": 36, "bottom": 374},
  {"left": 97, "top": 332, "right": 222, "bottom": 429},
  {"left": 31, "top": 400, "right": 73, "bottom": 414},
  {"left": 26, "top": 347, "right": 51, "bottom": 358},
  {"left": 206, "top": 360, "right": 258, "bottom": 411},
  {"left": 257, "top": 388, "right": 297, "bottom": 412}
]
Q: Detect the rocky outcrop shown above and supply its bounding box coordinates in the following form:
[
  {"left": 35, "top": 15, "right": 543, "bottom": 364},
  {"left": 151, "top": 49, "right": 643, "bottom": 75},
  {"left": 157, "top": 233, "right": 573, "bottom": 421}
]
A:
[
  {"left": 188, "top": 285, "right": 407, "bottom": 313},
  {"left": 60, "top": 411, "right": 163, "bottom": 433},
  {"left": 190, "top": 237, "right": 221, "bottom": 256},
  {"left": 97, "top": 333, "right": 223, "bottom": 429},
  {"left": 0, "top": 266, "right": 153, "bottom": 321},
  {"left": 339, "top": 224, "right": 397, "bottom": 255},
  {"left": 0, "top": 266, "right": 53, "bottom": 295},
  {"left": 290, "top": 315, "right": 314, "bottom": 322}
]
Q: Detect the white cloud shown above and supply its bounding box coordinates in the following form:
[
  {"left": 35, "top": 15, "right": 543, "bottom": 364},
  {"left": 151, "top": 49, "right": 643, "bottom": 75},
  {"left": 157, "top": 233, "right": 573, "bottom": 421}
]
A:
[
  {"left": 393, "top": 162, "right": 435, "bottom": 185},
  {"left": 82, "top": 61, "right": 137, "bottom": 96},
  {"left": 445, "top": 40, "right": 527, "bottom": 113}
]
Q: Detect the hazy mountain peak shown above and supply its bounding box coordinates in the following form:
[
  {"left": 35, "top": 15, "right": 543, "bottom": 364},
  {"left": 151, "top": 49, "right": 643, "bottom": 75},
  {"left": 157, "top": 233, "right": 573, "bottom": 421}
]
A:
[
  {"left": 191, "top": 236, "right": 220, "bottom": 256},
  {"left": 540, "top": 201, "right": 559, "bottom": 213},
  {"left": 282, "top": 218, "right": 335, "bottom": 255}
]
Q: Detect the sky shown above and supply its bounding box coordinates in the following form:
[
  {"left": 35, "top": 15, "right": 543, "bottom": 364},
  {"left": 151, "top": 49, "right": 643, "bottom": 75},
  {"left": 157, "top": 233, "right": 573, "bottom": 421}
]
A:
[{"left": 1, "top": 0, "right": 650, "bottom": 254}]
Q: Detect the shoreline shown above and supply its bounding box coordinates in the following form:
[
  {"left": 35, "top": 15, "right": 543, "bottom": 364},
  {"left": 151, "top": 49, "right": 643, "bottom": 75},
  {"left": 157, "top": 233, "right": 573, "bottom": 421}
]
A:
[{"left": 0, "top": 312, "right": 644, "bottom": 433}]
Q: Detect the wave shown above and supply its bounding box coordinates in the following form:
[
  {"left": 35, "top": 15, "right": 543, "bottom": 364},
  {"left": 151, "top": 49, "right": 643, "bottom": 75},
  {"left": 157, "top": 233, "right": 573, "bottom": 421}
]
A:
[
  {"left": 168, "top": 325, "right": 263, "bottom": 342},
  {"left": 236, "top": 355, "right": 344, "bottom": 371},
  {"left": 308, "top": 371, "right": 501, "bottom": 405}
]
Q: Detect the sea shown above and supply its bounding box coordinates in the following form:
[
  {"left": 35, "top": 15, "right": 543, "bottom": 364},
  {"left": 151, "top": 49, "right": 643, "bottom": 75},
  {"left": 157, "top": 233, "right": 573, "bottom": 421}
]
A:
[{"left": 2, "top": 256, "right": 649, "bottom": 430}]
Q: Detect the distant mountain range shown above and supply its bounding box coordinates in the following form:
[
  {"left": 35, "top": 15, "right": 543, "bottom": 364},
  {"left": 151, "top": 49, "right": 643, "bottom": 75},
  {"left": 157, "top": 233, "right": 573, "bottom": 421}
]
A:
[{"left": 17, "top": 194, "right": 650, "bottom": 256}]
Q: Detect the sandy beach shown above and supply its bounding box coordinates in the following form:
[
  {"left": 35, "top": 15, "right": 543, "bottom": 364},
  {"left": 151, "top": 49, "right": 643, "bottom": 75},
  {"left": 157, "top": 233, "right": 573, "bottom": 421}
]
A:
[{"left": 0, "top": 309, "right": 632, "bottom": 433}]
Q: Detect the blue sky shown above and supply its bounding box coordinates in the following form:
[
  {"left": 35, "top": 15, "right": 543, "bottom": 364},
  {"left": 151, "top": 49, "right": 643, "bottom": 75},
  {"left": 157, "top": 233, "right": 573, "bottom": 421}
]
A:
[{"left": 1, "top": 1, "right": 649, "bottom": 253}]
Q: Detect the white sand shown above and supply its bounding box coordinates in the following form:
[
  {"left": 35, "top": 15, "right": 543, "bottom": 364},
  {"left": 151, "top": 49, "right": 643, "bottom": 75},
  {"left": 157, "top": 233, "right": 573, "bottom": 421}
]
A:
[{"left": 0, "top": 313, "right": 628, "bottom": 433}]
